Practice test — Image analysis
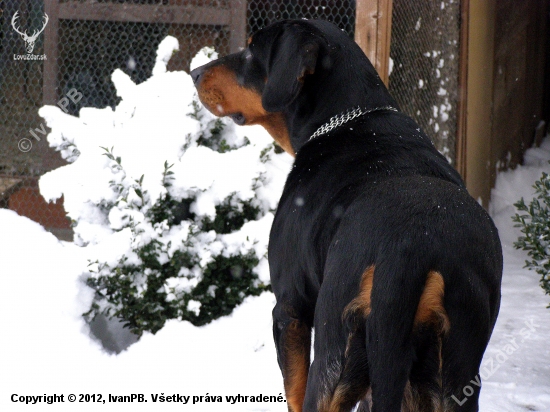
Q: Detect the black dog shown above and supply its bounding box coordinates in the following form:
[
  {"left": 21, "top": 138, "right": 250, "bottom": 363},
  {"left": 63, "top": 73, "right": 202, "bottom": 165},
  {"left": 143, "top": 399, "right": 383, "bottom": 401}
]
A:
[{"left": 192, "top": 19, "right": 502, "bottom": 412}]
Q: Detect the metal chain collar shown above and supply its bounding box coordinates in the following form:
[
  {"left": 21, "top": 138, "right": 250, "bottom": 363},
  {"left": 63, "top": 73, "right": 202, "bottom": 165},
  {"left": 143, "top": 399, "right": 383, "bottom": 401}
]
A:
[{"left": 308, "top": 105, "right": 398, "bottom": 142}]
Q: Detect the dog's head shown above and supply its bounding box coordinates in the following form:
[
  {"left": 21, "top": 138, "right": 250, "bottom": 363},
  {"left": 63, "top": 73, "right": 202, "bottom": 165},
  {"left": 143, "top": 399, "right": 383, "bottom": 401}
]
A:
[{"left": 191, "top": 19, "right": 394, "bottom": 155}]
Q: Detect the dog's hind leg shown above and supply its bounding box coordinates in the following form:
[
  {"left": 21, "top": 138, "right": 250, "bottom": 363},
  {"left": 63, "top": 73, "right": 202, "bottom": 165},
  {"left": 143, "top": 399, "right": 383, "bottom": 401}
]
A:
[
  {"left": 438, "top": 284, "right": 497, "bottom": 412},
  {"left": 272, "top": 302, "right": 312, "bottom": 412},
  {"left": 301, "top": 272, "right": 373, "bottom": 412},
  {"left": 312, "top": 268, "right": 374, "bottom": 412},
  {"left": 317, "top": 324, "right": 371, "bottom": 412}
]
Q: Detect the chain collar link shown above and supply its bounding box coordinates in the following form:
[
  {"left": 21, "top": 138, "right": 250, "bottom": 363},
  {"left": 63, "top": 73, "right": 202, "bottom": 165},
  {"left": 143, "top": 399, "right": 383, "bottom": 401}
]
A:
[{"left": 308, "top": 105, "right": 398, "bottom": 142}]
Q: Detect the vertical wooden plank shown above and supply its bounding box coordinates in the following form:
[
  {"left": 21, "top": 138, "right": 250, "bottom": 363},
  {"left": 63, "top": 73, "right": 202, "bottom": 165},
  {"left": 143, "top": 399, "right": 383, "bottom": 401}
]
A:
[
  {"left": 377, "top": 0, "right": 392, "bottom": 84},
  {"left": 525, "top": 0, "right": 548, "bottom": 147},
  {"left": 465, "top": 0, "right": 496, "bottom": 206},
  {"left": 43, "top": 0, "right": 59, "bottom": 105},
  {"left": 455, "top": 0, "right": 470, "bottom": 180},
  {"left": 354, "top": 0, "right": 393, "bottom": 85},
  {"left": 229, "top": 0, "right": 247, "bottom": 53}
]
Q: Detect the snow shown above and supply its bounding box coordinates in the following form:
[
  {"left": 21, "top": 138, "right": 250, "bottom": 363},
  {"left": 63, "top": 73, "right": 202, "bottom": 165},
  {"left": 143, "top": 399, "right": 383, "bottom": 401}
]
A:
[
  {"left": 0, "top": 209, "right": 284, "bottom": 411},
  {"left": 152, "top": 36, "right": 180, "bottom": 76},
  {"left": 1, "top": 41, "right": 550, "bottom": 412}
]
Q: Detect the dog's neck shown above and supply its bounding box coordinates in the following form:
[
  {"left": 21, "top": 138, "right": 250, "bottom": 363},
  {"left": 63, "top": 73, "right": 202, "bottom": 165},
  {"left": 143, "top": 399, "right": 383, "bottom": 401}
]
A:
[
  {"left": 307, "top": 105, "right": 398, "bottom": 142},
  {"left": 284, "top": 46, "right": 399, "bottom": 153}
]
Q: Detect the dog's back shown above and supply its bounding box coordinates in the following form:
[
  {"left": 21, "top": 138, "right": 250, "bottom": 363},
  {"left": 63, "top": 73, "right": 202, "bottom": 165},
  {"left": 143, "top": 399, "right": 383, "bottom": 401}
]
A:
[{"left": 269, "top": 108, "right": 502, "bottom": 411}]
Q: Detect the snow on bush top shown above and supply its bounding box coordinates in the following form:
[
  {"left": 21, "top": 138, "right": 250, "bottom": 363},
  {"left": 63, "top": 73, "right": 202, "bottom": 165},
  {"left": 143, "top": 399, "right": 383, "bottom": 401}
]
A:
[
  {"left": 38, "top": 37, "right": 292, "bottom": 335},
  {"left": 39, "top": 38, "right": 290, "bottom": 245}
]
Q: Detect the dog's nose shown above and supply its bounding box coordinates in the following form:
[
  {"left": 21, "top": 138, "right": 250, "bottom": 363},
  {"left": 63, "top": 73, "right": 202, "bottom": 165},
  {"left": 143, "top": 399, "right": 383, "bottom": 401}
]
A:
[{"left": 190, "top": 66, "right": 205, "bottom": 85}]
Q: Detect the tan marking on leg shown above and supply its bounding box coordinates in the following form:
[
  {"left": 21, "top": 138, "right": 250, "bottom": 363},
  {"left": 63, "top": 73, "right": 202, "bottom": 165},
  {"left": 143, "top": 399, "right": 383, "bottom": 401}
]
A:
[
  {"left": 324, "top": 383, "right": 350, "bottom": 412},
  {"left": 320, "top": 383, "right": 369, "bottom": 412},
  {"left": 284, "top": 321, "right": 311, "bottom": 412},
  {"left": 402, "top": 381, "right": 417, "bottom": 412}
]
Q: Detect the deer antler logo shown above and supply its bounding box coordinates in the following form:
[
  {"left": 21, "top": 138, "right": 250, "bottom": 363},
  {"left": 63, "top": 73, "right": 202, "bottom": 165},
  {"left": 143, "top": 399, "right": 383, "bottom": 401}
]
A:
[{"left": 12, "top": 12, "right": 49, "bottom": 54}]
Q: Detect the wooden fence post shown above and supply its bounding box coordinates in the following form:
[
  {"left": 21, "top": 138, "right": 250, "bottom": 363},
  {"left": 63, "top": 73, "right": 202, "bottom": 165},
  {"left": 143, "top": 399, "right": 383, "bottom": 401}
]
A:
[
  {"left": 229, "top": 0, "right": 247, "bottom": 53},
  {"left": 43, "top": 0, "right": 59, "bottom": 105},
  {"left": 354, "top": 0, "right": 393, "bottom": 85}
]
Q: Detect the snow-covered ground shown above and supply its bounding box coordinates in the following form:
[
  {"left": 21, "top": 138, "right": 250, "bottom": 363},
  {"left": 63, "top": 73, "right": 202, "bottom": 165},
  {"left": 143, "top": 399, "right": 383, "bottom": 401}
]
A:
[
  {"left": 480, "top": 139, "right": 550, "bottom": 412},
  {"left": 0, "top": 207, "right": 284, "bottom": 411},
  {"left": 2, "top": 127, "right": 550, "bottom": 410}
]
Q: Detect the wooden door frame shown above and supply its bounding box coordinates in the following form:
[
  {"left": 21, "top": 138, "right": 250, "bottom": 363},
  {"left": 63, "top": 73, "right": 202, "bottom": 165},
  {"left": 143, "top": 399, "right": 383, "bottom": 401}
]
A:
[
  {"left": 455, "top": 0, "right": 470, "bottom": 182},
  {"left": 459, "top": 0, "right": 499, "bottom": 206}
]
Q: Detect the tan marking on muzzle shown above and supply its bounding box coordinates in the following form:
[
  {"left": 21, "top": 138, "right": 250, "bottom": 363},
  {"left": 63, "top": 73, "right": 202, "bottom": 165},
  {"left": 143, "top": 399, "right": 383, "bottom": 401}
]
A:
[{"left": 195, "top": 64, "right": 294, "bottom": 156}]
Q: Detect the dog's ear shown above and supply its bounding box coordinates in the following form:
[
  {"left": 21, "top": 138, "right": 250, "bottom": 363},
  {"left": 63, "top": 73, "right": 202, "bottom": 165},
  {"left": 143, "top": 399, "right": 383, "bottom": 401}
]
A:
[{"left": 262, "top": 29, "right": 320, "bottom": 112}]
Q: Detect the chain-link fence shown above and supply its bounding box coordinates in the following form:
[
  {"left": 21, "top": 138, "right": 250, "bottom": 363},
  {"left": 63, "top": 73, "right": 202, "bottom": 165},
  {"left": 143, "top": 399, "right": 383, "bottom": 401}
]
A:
[
  {"left": 0, "top": 0, "right": 461, "bottom": 237},
  {"left": 389, "top": 0, "right": 461, "bottom": 164},
  {"left": 247, "top": 0, "right": 355, "bottom": 35}
]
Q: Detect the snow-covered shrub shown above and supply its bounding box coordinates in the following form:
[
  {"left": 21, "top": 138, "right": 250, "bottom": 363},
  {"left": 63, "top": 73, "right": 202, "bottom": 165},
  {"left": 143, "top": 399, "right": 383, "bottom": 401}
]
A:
[
  {"left": 39, "top": 37, "right": 292, "bottom": 335},
  {"left": 513, "top": 162, "right": 550, "bottom": 303}
]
